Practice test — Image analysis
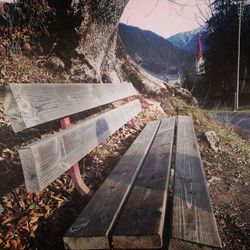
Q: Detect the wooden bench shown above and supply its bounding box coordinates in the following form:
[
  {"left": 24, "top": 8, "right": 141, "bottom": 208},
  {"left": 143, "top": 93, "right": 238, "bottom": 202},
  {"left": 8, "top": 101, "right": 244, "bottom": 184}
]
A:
[
  {"left": 0, "top": 84, "right": 222, "bottom": 249},
  {"left": 64, "top": 116, "right": 222, "bottom": 250},
  {"left": 0, "top": 83, "right": 140, "bottom": 194}
]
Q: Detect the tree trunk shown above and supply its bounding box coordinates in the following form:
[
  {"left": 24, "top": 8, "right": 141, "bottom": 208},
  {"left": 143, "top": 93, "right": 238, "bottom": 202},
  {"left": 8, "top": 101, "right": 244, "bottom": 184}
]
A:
[{"left": 55, "top": 0, "right": 166, "bottom": 93}]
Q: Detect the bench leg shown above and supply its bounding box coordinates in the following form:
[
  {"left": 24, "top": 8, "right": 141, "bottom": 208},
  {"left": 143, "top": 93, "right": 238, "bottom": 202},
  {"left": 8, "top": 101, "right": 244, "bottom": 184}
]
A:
[
  {"left": 70, "top": 163, "right": 91, "bottom": 196},
  {"left": 60, "top": 117, "right": 91, "bottom": 196}
]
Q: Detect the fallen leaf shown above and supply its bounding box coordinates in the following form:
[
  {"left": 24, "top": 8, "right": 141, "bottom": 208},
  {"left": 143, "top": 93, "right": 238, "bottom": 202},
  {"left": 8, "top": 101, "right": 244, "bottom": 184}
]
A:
[
  {"left": 55, "top": 179, "right": 63, "bottom": 185},
  {"left": 5, "top": 201, "right": 13, "bottom": 209},
  {"left": 28, "top": 203, "right": 36, "bottom": 210},
  {"left": 56, "top": 200, "right": 64, "bottom": 208},
  {"left": 10, "top": 239, "right": 18, "bottom": 249},
  {"left": 30, "top": 212, "right": 44, "bottom": 218},
  {"left": 3, "top": 241, "right": 10, "bottom": 249},
  {"left": 20, "top": 223, "right": 29, "bottom": 232},
  {"left": 30, "top": 232, "right": 36, "bottom": 238},
  {"left": 51, "top": 194, "right": 63, "bottom": 202},
  {"left": 1, "top": 216, "right": 15, "bottom": 226},
  {"left": 31, "top": 224, "right": 38, "bottom": 232},
  {"left": 18, "top": 200, "right": 25, "bottom": 209},
  {"left": 16, "top": 238, "right": 20, "bottom": 246},
  {"left": 29, "top": 217, "right": 39, "bottom": 224},
  {"left": 17, "top": 216, "right": 29, "bottom": 226}
]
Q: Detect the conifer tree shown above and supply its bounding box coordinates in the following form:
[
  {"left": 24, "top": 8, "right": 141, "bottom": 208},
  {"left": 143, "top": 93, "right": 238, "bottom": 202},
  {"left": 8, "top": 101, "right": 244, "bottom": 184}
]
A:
[{"left": 204, "top": 0, "right": 250, "bottom": 104}]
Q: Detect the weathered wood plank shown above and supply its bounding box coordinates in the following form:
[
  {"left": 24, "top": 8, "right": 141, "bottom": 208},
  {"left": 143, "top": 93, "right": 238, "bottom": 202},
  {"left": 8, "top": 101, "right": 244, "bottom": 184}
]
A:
[
  {"left": 169, "top": 116, "right": 222, "bottom": 249},
  {"left": 112, "top": 117, "right": 176, "bottom": 249},
  {"left": 2, "top": 83, "right": 137, "bottom": 132},
  {"left": 19, "top": 100, "right": 141, "bottom": 193},
  {"left": 63, "top": 120, "right": 161, "bottom": 250}
]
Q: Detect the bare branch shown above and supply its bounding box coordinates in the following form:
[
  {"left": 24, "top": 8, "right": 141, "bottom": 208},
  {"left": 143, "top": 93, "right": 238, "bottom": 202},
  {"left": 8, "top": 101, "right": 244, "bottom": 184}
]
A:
[{"left": 144, "top": 0, "right": 160, "bottom": 17}]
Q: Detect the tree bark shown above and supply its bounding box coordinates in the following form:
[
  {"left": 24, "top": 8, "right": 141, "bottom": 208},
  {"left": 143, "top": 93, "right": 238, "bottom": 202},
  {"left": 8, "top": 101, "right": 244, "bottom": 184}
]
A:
[{"left": 53, "top": 0, "right": 166, "bottom": 93}]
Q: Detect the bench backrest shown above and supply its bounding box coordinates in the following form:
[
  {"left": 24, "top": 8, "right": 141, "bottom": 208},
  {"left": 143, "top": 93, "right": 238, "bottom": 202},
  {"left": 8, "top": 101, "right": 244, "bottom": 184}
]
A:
[
  {"left": 1, "top": 83, "right": 137, "bottom": 132},
  {"left": 0, "top": 83, "right": 141, "bottom": 192}
]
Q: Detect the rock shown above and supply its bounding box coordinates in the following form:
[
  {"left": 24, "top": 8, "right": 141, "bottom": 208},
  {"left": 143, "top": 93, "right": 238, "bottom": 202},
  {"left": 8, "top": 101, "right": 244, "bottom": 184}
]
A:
[
  {"left": 137, "top": 96, "right": 166, "bottom": 114},
  {"left": 47, "top": 56, "right": 65, "bottom": 70},
  {"left": 204, "top": 131, "right": 221, "bottom": 152},
  {"left": 208, "top": 176, "right": 222, "bottom": 185},
  {"left": 23, "top": 42, "right": 32, "bottom": 53},
  {"left": 175, "top": 87, "right": 198, "bottom": 105}
]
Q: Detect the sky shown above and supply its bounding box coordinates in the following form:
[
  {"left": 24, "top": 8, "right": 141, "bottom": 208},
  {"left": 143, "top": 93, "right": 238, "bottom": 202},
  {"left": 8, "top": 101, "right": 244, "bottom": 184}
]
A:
[
  {"left": 1, "top": 0, "right": 210, "bottom": 37},
  {"left": 120, "top": 0, "right": 211, "bottom": 38}
]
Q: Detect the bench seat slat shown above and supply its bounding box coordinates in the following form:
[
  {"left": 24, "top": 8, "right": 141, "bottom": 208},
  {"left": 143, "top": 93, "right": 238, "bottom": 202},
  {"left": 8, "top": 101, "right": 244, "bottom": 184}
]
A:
[
  {"left": 63, "top": 120, "right": 161, "bottom": 250},
  {"left": 112, "top": 117, "right": 176, "bottom": 249},
  {"left": 170, "top": 116, "right": 221, "bottom": 249},
  {"left": 19, "top": 100, "right": 141, "bottom": 192},
  {"left": 3, "top": 83, "right": 137, "bottom": 132}
]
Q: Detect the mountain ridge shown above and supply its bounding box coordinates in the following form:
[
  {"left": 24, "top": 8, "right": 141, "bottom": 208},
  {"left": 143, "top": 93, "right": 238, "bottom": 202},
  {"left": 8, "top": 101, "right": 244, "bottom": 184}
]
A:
[{"left": 167, "top": 28, "right": 207, "bottom": 54}]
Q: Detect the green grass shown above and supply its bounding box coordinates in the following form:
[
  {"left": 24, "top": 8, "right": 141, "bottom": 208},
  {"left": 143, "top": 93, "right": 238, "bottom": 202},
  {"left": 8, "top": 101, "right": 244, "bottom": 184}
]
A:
[{"left": 238, "top": 108, "right": 250, "bottom": 113}]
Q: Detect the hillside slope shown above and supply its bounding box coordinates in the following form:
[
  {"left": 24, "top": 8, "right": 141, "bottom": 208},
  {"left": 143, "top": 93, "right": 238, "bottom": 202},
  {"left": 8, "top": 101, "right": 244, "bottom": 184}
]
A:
[{"left": 119, "top": 23, "right": 195, "bottom": 80}]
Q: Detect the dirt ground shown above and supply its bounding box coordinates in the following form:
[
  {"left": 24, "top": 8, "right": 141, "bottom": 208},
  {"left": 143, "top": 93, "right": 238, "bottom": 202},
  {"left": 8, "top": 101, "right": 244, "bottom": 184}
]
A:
[{"left": 200, "top": 139, "right": 250, "bottom": 249}]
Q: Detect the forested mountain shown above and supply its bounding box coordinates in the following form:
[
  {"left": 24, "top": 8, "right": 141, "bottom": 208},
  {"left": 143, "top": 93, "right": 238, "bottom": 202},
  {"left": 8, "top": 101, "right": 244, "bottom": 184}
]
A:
[
  {"left": 119, "top": 23, "right": 195, "bottom": 80},
  {"left": 167, "top": 30, "right": 196, "bottom": 53},
  {"left": 167, "top": 28, "right": 207, "bottom": 54}
]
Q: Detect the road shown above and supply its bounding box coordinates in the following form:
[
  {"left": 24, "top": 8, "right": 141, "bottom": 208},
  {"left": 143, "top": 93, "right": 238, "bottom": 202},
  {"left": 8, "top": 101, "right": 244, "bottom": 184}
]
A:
[{"left": 210, "top": 112, "right": 250, "bottom": 133}]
